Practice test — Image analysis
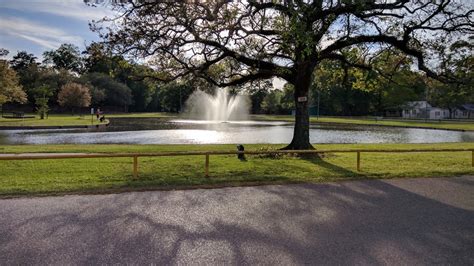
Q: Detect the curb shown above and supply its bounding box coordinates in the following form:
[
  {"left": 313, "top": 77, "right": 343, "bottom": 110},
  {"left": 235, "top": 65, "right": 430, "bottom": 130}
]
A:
[
  {"left": 0, "top": 121, "right": 110, "bottom": 130},
  {"left": 311, "top": 121, "right": 471, "bottom": 132}
]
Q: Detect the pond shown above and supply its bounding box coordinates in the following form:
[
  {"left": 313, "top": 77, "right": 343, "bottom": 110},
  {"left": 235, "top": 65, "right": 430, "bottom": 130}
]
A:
[{"left": 1, "top": 117, "right": 473, "bottom": 145}]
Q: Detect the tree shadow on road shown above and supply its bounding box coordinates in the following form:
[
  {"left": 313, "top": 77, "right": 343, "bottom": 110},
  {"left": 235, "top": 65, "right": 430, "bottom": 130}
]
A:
[{"left": 1, "top": 177, "right": 473, "bottom": 264}]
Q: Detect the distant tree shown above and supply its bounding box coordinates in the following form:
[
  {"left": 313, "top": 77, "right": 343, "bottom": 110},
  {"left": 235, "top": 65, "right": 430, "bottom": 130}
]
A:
[
  {"left": 35, "top": 97, "right": 49, "bottom": 119},
  {"left": 259, "top": 85, "right": 294, "bottom": 115},
  {"left": 9, "top": 51, "right": 43, "bottom": 103},
  {"left": 111, "top": 61, "right": 157, "bottom": 112},
  {"left": 43, "top": 44, "right": 83, "bottom": 73},
  {"left": 309, "top": 48, "right": 426, "bottom": 116},
  {"left": 13, "top": 60, "right": 74, "bottom": 106},
  {"left": 280, "top": 84, "right": 295, "bottom": 114},
  {"left": 245, "top": 80, "right": 272, "bottom": 114},
  {"left": 82, "top": 42, "right": 112, "bottom": 74},
  {"left": 33, "top": 85, "right": 52, "bottom": 119},
  {"left": 0, "top": 48, "right": 8, "bottom": 57},
  {"left": 57, "top": 83, "right": 91, "bottom": 114},
  {"left": 12, "top": 63, "right": 39, "bottom": 103},
  {"left": 10, "top": 51, "right": 39, "bottom": 72},
  {"left": 158, "top": 81, "right": 194, "bottom": 112},
  {"left": 83, "top": 42, "right": 131, "bottom": 77},
  {"left": 37, "top": 68, "right": 75, "bottom": 106},
  {"left": 83, "top": 43, "right": 159, "bottom": 111},
  {"left": 147, "top": 87, "right": 162, "bottom": 112},
  {"left": 428, "top": 40, "right": 474, "bottom": 117},
  {"left": 261, "top": 90, "right": 282, "bottom": 114},
  {"left": 351, "top": 49, "right": 426, "bottom": 115},
  {"left": 0, "top": 60, "right": 27, "bottom": 113},
  {"left": 89, "top": 86, "right": 106, "bottom": 106},
  {"left": 312, "top": 58, "right": 348, "bottom": 115},
  {"left": 82, "top": 73, "right": 132, "bottom": 110},
  {"left": 311, "top": 56, "right": 373, "bottom": 116}
]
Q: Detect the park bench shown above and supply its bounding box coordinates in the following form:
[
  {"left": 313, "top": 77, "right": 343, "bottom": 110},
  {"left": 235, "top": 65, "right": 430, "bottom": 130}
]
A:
[
  {"left": 2, "top": 112, "right": 35, "bottom": 119},
  {"left": 13, "top": 112, "right": 25, "bottom": 118}
]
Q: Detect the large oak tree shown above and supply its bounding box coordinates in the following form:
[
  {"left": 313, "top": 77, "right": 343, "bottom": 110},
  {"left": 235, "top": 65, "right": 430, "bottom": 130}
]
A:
[{"left": 92, "top": 0, "right": 473, "bottom": 149}]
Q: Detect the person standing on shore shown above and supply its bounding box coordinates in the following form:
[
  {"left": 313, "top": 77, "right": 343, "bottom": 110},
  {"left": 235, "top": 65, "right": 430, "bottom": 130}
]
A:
[{"left": 96, "top": 108, "right": 101, "bottom": 120}]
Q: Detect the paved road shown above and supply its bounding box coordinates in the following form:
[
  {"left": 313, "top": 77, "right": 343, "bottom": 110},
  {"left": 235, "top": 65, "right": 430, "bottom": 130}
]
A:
[{"left": 1, "top": 177, "right": 473, "bottom": 265}]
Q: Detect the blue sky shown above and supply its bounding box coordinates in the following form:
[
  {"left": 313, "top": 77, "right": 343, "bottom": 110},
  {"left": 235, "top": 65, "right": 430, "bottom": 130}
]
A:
[
  {"left": 0, "top": 0, "right": 292, "bottom": 88},
  {"left": 0, "top": 0, "right": 113, "bottom": 60}
]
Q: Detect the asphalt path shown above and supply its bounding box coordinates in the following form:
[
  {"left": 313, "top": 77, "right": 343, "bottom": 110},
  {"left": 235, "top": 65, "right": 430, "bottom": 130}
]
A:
[{"left": 1, "top": 176, "right": 473, "bottom": 265}]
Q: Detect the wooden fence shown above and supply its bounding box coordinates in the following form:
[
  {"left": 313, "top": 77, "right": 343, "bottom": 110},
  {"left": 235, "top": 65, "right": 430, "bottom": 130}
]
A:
[{"left": 1, "top": 148, "right": 473, "bottom": 178}]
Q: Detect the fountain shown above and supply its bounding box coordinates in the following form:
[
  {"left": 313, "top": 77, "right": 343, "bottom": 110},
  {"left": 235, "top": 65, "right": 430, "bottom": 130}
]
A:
[{"left": 183, "top": 88, "right": 250, "bottom": 121}]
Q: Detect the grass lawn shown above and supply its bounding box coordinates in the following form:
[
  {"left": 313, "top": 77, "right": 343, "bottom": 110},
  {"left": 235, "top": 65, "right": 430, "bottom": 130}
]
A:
[
  {"left": 252, "top": 115, "right": 474, "bottom": 131},
  {"left": 0, "top": 142, "right": 473, "bottom": 197},
  {"left": 107, "top": 112, "right": 175, "bottom": 118},
  {"left": 0, "top": 112, "right": 176, "bottom": 127},
  {"left": 0, "top": 114, "right": 108, "bottom": 127}
]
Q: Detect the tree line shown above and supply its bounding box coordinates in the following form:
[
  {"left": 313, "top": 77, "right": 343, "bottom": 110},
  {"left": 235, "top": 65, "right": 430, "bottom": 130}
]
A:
[
  {"left": 0, "top": 41, "right": 472, "bottom": 118},
  {"left": 0, "top": 43, "right": 194, "bottom": 116}
]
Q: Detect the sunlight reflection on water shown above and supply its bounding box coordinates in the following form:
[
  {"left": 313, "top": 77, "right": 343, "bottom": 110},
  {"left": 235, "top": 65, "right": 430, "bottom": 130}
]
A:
[{"left": 1, "top": 118, "right": 473, "bottom": 144}]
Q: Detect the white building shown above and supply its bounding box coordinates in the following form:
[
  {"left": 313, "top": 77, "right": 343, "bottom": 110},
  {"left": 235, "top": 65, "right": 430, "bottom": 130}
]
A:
[
  {"left": 402, "top": 101, "right": 450, "bottom": 119},
  {"left": 453, "top": 104, "right": 474, "bottom": 119}
]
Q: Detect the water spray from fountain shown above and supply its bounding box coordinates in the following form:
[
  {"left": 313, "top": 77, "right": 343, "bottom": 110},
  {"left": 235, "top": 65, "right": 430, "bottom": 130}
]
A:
[{"left": 183, "top": 88, "right": 250, "bottom": 121}]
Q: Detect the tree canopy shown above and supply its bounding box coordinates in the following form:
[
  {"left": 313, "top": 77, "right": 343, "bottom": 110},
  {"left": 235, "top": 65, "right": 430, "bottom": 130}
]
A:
[
  {"left": 10, "top": 51, "right": 38, "bottom": 73},
  {"left": 57, "top": 82, "right": 92, "bottom": 112},
  {"left": 93, "top": 0, "right": 474, "bottom": 149},
  {"left": 82, "top": 72, "right": 132, "bottom": 108},
  {"left": 0, "top": 59, "right": 27, "bottom": 107},
  {"left": 428, "top": 39, "right": 474, "bottom": 115},
  {"left": 43, "top": 44, "right": 83, "bottom": 73}
]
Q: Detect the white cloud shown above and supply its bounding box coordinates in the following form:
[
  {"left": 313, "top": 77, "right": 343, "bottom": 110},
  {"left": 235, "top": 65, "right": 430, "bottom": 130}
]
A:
[
  {"left": 0, "top": 0, "right": 114, "bottom": 22},
  {"left": 0, "top": 16, "right": 84, "bottom": 50},
  {"left": 13, "top": 34, "right": 59, "bottom": 50}
]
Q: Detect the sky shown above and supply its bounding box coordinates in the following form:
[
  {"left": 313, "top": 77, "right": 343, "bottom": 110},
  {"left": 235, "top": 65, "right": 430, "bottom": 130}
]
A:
[
  {"left": 0, "top": 0, "right": 113, "bottom": 60},
  {"left": 0, "top": 0, "right": 288, "bottom": 88}
]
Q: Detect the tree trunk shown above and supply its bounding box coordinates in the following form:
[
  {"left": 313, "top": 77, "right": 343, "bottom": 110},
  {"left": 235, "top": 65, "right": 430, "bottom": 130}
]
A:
[{"left": 283, "top": 62, "right": 315, "bottom": 150}]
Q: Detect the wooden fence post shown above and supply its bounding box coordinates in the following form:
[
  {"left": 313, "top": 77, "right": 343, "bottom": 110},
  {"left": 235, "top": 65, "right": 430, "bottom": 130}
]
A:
[
  {"left": 133, "top": 156, "right": 138, "bottom": 178},
  {"left": 205, "top": 154, "right": 210, "bottom": 177},
  {"left": 357, "top": 152, "right": 361, "bottom": 171}
]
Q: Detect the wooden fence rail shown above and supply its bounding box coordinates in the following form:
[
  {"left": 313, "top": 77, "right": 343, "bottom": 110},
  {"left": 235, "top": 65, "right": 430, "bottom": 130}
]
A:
[{"left": 0, "top": 148, "right": 473, "bottom": 178}]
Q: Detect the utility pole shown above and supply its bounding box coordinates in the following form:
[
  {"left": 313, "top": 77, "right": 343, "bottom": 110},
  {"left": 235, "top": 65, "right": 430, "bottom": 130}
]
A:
[
  {"left": 179, "top": 86, "right": 182, "bottom": 113},
  {"left": 317, "top": 89, "right": 320, "bottom": 120},
  {"left": 425, "top": 88, "right": 429, "bottom": 122}
]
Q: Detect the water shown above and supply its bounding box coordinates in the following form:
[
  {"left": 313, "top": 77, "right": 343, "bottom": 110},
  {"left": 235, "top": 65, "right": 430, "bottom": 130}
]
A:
[
  {"left": 183, "top": 88, "right": 250, "bottom": 121},
  {"left": 0, "top": 117, "right": 473, "bottom": 145}
]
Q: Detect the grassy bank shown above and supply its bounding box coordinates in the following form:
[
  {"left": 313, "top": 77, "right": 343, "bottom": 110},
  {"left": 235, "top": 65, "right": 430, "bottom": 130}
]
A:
[
  {"left": 2, "top": 112, "right": 472, "bottom": 131},
  {"left": 107, "top": 112, "right": 175, "bottom": 118},
  {"left": 0, "top": 143, "right": 473, "bottom": 197},
  {"left": 0, "top": 114, "right": 108, "bottom": 127},
  {"left": 252, "top": 115, "right": 474, "bottom": 131},
  {"left": 0, "top": 112, "right": 175, "bottom": 127}
]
